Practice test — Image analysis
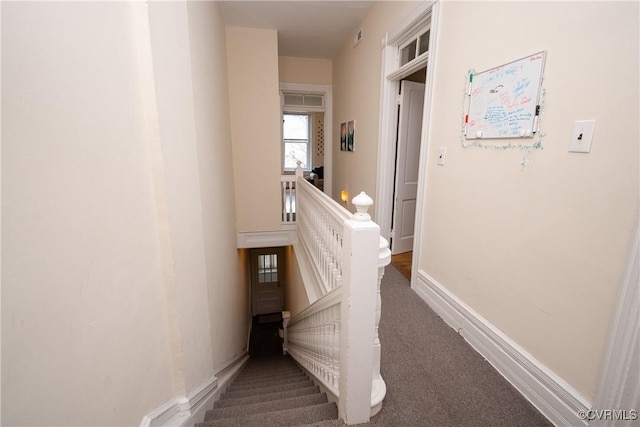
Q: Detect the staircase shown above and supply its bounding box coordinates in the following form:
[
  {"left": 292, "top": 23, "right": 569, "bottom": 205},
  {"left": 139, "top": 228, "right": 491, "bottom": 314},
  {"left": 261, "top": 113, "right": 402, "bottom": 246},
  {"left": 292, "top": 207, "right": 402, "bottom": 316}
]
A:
[{"left": 196, "top": 356, "right": 342, "bottom": 427}]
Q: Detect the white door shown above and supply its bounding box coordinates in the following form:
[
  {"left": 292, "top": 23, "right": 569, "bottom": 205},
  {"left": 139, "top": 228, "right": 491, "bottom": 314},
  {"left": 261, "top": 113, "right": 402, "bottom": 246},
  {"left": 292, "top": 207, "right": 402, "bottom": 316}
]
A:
[
  {"left": 251, "top": 248, "right": 284, "bottom": 315},
  {"left": 391, "top": 80, "right": 425, "bottom": 255}
]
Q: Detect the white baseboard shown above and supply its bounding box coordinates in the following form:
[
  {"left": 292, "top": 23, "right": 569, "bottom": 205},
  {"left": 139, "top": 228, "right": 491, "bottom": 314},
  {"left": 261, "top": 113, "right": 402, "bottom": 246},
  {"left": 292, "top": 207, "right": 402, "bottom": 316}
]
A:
[
  {"left": 140, "top": 354, "right": 250, "bottom": 427},
  {"left": 139, "top": 396, "right": 181, "bottom": 427},
  {"left": 414, "top": 270, "right": 591, "bottom": 427}
]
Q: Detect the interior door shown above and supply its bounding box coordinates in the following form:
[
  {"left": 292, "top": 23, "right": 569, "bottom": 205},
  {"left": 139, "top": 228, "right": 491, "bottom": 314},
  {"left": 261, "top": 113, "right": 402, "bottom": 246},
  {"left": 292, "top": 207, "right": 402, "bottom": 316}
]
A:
[
  {"left": 391, "top": 80, "right": 425, "bottom": 255},
  {"left": 250, "top": 248, "right": 284, "bottom": 315}
]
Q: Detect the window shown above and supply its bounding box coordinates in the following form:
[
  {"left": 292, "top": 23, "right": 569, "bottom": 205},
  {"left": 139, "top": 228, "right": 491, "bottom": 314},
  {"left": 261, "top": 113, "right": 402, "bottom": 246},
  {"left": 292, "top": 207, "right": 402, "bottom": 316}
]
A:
[
  {"left": 399, "top": 29, "right": 430, "bottom": 67},
  {"left": 283, "top": 113, "right": 311, "bottom": 170},
  {"left": 283, "top": 93, "right": 324, "bottom": 108},
  {"left": 257, "top": 253, "right": 278, "bottom": 283}
]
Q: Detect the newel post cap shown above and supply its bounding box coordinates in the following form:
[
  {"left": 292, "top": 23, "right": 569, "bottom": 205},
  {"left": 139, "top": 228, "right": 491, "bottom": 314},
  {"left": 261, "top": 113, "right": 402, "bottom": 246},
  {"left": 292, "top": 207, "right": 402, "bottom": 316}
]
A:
[
  {"left": 352, "top": 191, "right": 373, "bottom": 221},
  {"left": 295, "top": 161, "right": 303, "bottom": 178}
]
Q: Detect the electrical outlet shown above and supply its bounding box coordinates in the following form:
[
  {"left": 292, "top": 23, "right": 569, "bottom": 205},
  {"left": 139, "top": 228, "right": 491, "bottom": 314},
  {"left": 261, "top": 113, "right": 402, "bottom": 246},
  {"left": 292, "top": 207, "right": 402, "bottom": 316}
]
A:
[{"left": 569, "top": 120, "right": 595, "bottom": 153}]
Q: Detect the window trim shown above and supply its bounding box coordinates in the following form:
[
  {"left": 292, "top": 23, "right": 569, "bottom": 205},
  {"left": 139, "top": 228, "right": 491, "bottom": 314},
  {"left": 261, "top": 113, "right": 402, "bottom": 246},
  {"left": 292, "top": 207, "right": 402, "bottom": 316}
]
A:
[
  {"left": 392, "top": 26, "right": 432, "bottom": 80},
  {"left": 279, "top": 82, "right": 332, "bottom": 197}
]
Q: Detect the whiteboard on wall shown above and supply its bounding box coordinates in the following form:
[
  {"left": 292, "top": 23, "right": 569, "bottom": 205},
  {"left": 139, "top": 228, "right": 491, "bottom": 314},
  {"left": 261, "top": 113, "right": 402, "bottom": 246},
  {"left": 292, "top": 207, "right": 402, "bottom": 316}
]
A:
[{"left": 465, "top": 51, "right": 546, "bottom": 140}]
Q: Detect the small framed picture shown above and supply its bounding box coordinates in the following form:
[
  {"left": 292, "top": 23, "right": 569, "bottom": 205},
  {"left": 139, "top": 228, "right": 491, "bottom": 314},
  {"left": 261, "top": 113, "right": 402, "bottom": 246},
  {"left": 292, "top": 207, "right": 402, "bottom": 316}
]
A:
[
  {"left": 347, "top": 120, "right": 355, "bottom": 152},
  {"left": 340, "top": 122, "right": 347, "bottom": 151}
]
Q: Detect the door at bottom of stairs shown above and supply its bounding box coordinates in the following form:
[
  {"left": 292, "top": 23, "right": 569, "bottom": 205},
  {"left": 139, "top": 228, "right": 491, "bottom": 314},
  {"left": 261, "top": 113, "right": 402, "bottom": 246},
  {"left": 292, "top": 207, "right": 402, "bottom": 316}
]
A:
[{"left": 250, "top": 247, "right": 284, "bottom": 316}]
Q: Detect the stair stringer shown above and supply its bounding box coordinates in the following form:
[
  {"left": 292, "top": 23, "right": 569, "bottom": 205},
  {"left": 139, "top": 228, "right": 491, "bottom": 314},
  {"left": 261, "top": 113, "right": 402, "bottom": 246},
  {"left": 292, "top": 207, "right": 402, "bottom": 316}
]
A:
[
  {"left": 140, "top": 354, "right": 250, "bottom": 427},
  {"left": 289, "top": 353, "right": 384, "bottom": 421},
  {"left": 289, "top": 356, "right": 339, "bottom": 407}
]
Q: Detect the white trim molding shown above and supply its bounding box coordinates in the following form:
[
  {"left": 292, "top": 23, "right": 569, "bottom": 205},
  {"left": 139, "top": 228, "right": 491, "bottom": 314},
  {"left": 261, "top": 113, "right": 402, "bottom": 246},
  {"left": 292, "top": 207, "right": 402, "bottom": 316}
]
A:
[
  {"left": 592, "top": 226, "right": 640, "bottom": 427},
  {"left": 237, "top": 229, "right": 297, "bottom": 249},
  {"left": 375, "top": 0, "right": 439, "bottom": 255},
  {"left": 139, "top": 354, "right": 250, "bottom": 427},
  {"left": 139, "top": 375, "right": 218, "bottom": 427},
  {"left": 414, "top": 269, "right": 592, "bottom": 427},
  {"left": 139, "top": 396, "right": 181, "bottom": 427}
]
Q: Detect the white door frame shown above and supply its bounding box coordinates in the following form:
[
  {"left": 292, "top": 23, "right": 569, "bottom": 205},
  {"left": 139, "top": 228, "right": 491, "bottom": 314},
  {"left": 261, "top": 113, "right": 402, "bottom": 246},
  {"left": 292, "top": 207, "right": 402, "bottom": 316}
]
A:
[
  {"left": 592, "top": 224, "right": 640, "bottom": 426},
  {"left": 280, "top": 82, "right": 333, "bottom": 198},
  {"left": 375, "top": 0, "right": 440, "bottom": 286}
]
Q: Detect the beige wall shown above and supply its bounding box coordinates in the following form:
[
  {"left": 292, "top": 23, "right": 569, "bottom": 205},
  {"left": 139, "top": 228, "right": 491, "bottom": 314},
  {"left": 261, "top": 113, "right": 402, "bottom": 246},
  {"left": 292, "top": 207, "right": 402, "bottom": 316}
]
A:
[
  {"left": 187, "top": 2, "right": 249, "bottom": 378},
  {"left": 227, "top": 27, "right": 282, "bottom": 232},
  {"left": 332, "top": 1, "right": 420, "bottom": 212},
  {"left": 419, "top": 1, "right": 639, "bottom": 402},
  {"left": 147, "top": 0, "right": 216, "bottom": 396},
  {"left": 1, "top": 3, "right": 175, "bottom": 425},
  {"left": 279, "top": 56, "right": 332, "bottom": 85},
  {"left": 186, "top": 2, "right": 250, "bottom": 373},
  {"left": 284, "top": 246, "right": 311, "bottom": 317},
  {"left": 2, "top": 1, "right": 250, "bottom": 425}
]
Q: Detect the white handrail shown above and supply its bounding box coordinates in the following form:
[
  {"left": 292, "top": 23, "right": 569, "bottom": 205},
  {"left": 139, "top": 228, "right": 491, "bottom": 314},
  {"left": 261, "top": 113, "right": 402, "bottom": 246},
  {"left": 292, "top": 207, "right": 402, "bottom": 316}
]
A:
[{"left": 284, "top": 168, "right": 392, "bottom": 425}]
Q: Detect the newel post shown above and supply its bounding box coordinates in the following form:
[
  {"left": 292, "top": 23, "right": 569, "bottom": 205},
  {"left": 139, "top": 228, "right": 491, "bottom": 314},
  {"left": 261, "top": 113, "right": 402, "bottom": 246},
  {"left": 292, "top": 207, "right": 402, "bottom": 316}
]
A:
[
  {"left": 371, "top": 236, "right": 391, "bottom": 415},
  {"left": 339, "top": 192, "right": 380, "bottom": 425}
]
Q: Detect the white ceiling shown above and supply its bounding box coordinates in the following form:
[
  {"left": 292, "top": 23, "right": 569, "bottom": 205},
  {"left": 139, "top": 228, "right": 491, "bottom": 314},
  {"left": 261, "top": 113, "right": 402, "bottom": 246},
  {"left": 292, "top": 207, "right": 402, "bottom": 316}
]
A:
[{"left": 218, "top": 1, "right": 375, "bottom": 59}]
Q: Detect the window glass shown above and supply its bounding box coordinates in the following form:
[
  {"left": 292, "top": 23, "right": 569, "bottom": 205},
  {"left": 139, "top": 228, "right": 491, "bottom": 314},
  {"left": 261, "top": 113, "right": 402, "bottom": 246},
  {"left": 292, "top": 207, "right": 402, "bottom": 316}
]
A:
[
  {"left": 418, "top": 31, "right": 430, "bottom": 56},
  {"left": 257, "top": 254, "right": 278, "bottom": 283},
  {"left": 283, "top": 113, "right": 310, "bottom": 170},
  {"left": 283, "top": 114, "right": 308, "bottom": 140},
  {"left": 304, "top": 95, "right": 323, "bottom": 107},
  {"left": 284, "top": 94, "right": 304, "bottom": 106},
  {"left": 284, "top": 143, "right": 308, "bottom": 169},
  {"left": 400, "top": 39, "right": 417, "bottom": 66}
]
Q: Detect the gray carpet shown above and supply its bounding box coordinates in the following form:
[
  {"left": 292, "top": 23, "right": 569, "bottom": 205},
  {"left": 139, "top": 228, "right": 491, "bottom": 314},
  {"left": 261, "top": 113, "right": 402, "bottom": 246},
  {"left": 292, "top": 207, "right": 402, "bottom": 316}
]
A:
[
  {"left": 359, "top": 265, "right": 552, "bottom": 427},
  {"left": 197, "top": 356, "right": 338, "bottom": 426}
]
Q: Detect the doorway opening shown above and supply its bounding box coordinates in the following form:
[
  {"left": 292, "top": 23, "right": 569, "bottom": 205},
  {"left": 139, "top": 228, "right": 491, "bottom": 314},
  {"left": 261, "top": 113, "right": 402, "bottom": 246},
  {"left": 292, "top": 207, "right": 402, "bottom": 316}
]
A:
[
  {"left": 391, "top": 68, "right": 426, "bottom": 254},
  {"left": 390, "top": 67, "right": 426, "bottom": 280},
  {"left": 376, "top": 1, "right": 439, "bottom": 288},
  {"left": 249, "top": 247, "right": 285, "bottom": 358}
]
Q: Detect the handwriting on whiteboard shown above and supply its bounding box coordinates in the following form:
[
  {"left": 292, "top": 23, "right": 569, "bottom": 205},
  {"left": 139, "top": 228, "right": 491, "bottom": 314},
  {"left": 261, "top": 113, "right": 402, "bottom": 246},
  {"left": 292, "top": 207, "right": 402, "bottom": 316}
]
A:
[{"left": 466, "top": 51, "right": 545, "bottom": 139}]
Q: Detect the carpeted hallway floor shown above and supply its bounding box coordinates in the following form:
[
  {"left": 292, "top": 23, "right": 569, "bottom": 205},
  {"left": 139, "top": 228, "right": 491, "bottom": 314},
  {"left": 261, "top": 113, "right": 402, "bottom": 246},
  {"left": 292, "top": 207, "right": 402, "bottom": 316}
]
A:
[{"left": 358, "top": 265, "right": 552, "bottom": 427}]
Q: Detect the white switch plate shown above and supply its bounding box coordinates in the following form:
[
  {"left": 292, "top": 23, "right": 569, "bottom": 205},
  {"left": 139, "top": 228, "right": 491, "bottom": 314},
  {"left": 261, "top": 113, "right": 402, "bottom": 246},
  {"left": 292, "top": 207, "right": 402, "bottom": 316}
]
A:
[
  {"left": 437, "top": 147, "right": 446, "bottom": 165},
  {"left": 569, "top": 120, "right": 596, "bottom": 153}
]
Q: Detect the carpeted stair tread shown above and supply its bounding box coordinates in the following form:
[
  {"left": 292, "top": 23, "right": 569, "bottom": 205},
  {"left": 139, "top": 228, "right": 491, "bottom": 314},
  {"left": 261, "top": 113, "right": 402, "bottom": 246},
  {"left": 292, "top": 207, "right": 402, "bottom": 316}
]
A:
[
  {"left": 214, "top": 385, "right": 321, "bottom": 408},
  {"left": 222, "top": 378, "right": 314, "bottom": 399},
  {"left": 239, "top": 357, "right": 297, "bottom": 369},
  {"left": 205, "top": 393, "right": 328, "bottom": 421},
  {"left": 199, "top": 356, "right": 340, "bottom": 426},
  {"left": 228, "top": 373, "right": 309, "bottom": 392},
  {"left": 237, "top": 362, "right": 299, "bottom": 372},
  {"left": 234, "top": 370, "right": 302, "bottom": 382},
  {"left": 232, "top": 369, "right": 305, "bottom": 385},
  {"left": 196, "top": 402, "right": 338, "bottom": 427}
]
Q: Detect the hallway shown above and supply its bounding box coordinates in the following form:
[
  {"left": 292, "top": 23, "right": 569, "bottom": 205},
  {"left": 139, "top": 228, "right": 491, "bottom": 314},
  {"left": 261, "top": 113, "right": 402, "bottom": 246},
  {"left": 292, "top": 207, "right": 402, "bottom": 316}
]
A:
[{"left": 361, "top": 265, "right": 551, "bottom": 426}]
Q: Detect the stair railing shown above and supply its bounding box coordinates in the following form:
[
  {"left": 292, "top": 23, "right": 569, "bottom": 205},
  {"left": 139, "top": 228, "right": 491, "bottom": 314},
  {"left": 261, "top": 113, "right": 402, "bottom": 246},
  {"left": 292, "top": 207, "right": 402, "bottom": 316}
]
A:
[
  {"left": 281, "top": 174, "right": 297, "bottom": 224},
  {"left": 284, "top": 169, "right": 392, "bottom": 425}
]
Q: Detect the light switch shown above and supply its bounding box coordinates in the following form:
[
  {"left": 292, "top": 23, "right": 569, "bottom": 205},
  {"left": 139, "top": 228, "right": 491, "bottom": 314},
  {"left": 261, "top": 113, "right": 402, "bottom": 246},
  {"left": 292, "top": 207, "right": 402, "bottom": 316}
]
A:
[
  {"left": 569, "top": 120, "right": 595, "bottom": 153},
  {"left": 437, "top": 147, "right": 446, "bottom": 165}
]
